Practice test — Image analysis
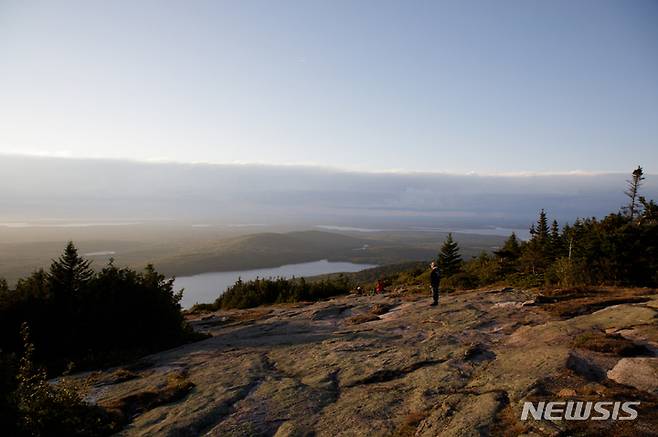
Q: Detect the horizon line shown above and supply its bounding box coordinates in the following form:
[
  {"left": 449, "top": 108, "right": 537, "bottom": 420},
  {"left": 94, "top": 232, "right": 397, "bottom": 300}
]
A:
[{"left": 0, "top": 151, "right": 650, "bottom": 178}]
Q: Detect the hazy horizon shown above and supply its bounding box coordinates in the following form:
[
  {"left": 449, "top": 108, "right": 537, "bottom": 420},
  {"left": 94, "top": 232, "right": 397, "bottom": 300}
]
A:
[{"left": 2, "top": 155, "right": 656, "bottom": 230}]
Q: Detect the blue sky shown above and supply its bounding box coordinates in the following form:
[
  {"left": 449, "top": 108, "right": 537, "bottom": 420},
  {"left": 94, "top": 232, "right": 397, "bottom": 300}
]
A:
[{"left": 1, "top": 0, "right": 657, "bottom": 173}]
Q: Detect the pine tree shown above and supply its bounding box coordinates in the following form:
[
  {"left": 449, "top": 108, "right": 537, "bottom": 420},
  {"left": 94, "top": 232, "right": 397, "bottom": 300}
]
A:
[
  {"left": 15, "top": 269, "right": 49, "bottom": 299},
  {"left": 438, "top": 233, "right": 462, "bottom": 277},
  {"left": 549, "top": 219, "right": 562, "bottom": 259},
  {"left": 639, "top": 196, "right": 658, "bottom": 224},
  {"left": 536, "top": 209, "right": 549, "bottom": 243},
  {"left": 561, "top": 223, "right": 574, "bottom": 259},
  {"left": 624, "top": 166, "right": 645, "bottom": 220},
  {"left": 520, "top": 210, "right": 551, "bottom": 274},
  {"left": 495, "top": 233, "right": 521, "bottom": 261},
  {"left": 495, "top": 233, "right": 522, "bottom": 274},
  {"left": 48, "top": 242, "right": 93, "bottom": 297}
]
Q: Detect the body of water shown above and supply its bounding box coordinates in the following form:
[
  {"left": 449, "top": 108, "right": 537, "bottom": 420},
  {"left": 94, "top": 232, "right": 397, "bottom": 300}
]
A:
[{"left": 175, "top": 259, "right": 377, "bottom": 308}]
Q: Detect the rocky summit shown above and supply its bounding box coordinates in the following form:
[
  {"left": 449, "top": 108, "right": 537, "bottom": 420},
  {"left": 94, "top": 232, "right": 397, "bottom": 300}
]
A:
[{"left": 83, "top": 287, "right": 658, "bottom": 436}]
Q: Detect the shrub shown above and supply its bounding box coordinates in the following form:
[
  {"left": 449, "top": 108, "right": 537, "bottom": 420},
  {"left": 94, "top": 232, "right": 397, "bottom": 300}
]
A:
[
  {"left": 440, "top": 272, "right": 478, "bottom": 291},
  {"left": 506, "top": 272, "right": 544, "bottom": 289},
  {"left": 544, "top": 257, "right": 588, "bottom": 288},
  {"left": 463, "top": 252, "right": 503, "bottom": 286},
  {"left": 413, "top": 269, "right": 431, "bottom": 286},
  {"left": 8, "top": 324, "right": 118, "bottom": 437},
  {"left": 216, "top": 275, "right": 351, "bottom": 310}
]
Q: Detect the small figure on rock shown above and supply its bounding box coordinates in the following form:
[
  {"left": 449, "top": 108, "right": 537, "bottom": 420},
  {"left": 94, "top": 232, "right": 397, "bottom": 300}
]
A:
[
  {"left": 430, "top": 261, "right": 441, "bottom": 306},
  {"left": 375, "top": 280, "right": 384, "bottom": 294}
]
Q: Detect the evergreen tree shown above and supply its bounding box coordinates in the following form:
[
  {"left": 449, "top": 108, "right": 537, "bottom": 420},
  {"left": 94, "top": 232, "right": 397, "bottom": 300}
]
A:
[
  {"left": 48, "top": 242, "right": 93, "bottom": 298},
  {"left": 561, "top": 223, "right": 574, "bottom": 260},
  {"left": 520, "top": 210, "right": 552, "bottom": 274},
  {"left": 639, "top": 196, "right": 658, "bottom": 225},
  {"left": 494, "top": 233, "right": 522, "bottom": 274},
  {"left": 548, "top": 219, "right": 563, "bottom": 259},
  {"left": 438, "top": 233, "right": 462, "bottom": 277},
  {"left": 15, "top": 270, "right": 50, "bottom": 300},
  {"left": 535, "top": 209, "right": 549, "bottom": 243},
  {"left": 624, "top": 166, "right": 645, "bottom": 220},
  {"left": 550, "top": 220, "right": 559, "bottom": 241},
  {"left": 495, "top": 233, "right": 521, "bottom": 261},
  {"left": 0, "top": 277, "right": 9, "bottom": 317}
]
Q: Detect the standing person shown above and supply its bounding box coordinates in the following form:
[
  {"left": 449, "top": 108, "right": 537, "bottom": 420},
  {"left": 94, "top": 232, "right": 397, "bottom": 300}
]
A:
[
  {"left": 430, "top": 262, "right": 441, "bottom": 306},
  {"left": 375, "top": 280, "right": 384, "bottom": 294}
]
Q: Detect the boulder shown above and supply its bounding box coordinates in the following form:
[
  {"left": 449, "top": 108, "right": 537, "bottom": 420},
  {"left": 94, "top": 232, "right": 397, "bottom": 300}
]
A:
[{"left": 607, "top": 357, "right": 658, "bottom": 394}]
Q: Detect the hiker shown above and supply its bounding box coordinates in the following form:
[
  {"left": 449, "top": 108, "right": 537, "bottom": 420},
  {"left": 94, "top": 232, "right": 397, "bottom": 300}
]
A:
[
  {"left": 375, "top": 280, "right": 384, "bottom": 294},
  {"left": 430, "top": 261, "right": 440, "bottom": 306}
]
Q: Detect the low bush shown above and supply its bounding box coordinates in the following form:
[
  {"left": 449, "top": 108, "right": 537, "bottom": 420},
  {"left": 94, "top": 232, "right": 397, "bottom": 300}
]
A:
[
  {"left": 2, "top": 325, "right": 120, "bottom": 437},
  {"left": 543, "top": 257, "right": 588, "bottom": 288},
  {"left": 215, "top": 275, "right": 352, "bottom": 310},
  {"left": 440, "top": 272, "right": 478, "bottom": 291}
]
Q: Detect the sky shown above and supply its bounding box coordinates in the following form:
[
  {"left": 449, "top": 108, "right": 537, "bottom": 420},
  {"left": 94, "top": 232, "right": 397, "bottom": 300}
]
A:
[{"left": 1, "top": 0, "right": 657, "bottom": 174}]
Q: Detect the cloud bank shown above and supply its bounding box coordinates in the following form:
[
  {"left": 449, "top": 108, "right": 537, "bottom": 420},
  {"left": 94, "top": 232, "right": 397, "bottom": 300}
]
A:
[{"left": 1, "top": 155, "right": 655, "bottom": 229}]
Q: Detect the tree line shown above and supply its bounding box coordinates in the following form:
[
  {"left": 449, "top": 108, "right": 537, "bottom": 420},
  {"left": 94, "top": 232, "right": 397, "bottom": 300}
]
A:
[
  {"left": 435, "top": 166, "right": 658, "bottom": 289},
  {"left": 191, "top": 275, "right": 352, "bottom": 311},
  {"left": 0, "top": 243, "right": 201, "bottom": 436}
]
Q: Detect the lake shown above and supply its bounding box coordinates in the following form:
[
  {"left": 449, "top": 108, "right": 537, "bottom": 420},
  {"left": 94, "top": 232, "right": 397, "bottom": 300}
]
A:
[{"left": 175, "top": 259, "right": 377, "bottom": 308}]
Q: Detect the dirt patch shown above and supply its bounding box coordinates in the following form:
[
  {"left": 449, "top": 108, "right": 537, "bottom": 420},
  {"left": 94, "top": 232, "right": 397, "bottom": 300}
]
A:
[
  {"left": 194, "top": 315, "right": 231, "bottom": 329},
  {"left": 391, "top": 411, "right": 427, "bottom": 437},
  {"left": 566, "top": 350, "right": 616, "bottom": 381},
  {"left": 346, "top": 314, "right": 380, "bottom": 325},
  {"left": 98, "top": 368, "right": 139, "bottom": 385},
  {"left": 535, "top": 288, "right": 655, "bottom": 319},
  {"left": 401, "top": 292, "right": 425, "bottom": 301},
  {"left": 345, "top": 359, "right": 445, "bottom": 387},
  {"left": 232, "top": 308, "right": 274, "bottom": 321},
  {"left": 490, "top": 404, "right": 531, "bottom": 437},
  {"left": 370, "top": 303, "right": 393, "bottom": 315},
  {"left": 573, "top": 331, "right": 654, "bottom": 357},
  {"left": 559, "top": 297, "right": 652, "bottom": 318},
  {"left": 100, "top": 371, "right": 194, "bottom": 423},
  {"left": 312, "top": 304, "right": 353, "bottom": 320},
  {"left": 463, "top": 343, "right": 496, "bottom": 363}
]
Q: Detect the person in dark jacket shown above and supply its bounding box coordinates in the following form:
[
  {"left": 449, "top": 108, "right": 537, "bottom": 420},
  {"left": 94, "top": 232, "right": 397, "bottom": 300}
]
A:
[{"left": 429, "top": 261, "right": 440, "bottom": 306}]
